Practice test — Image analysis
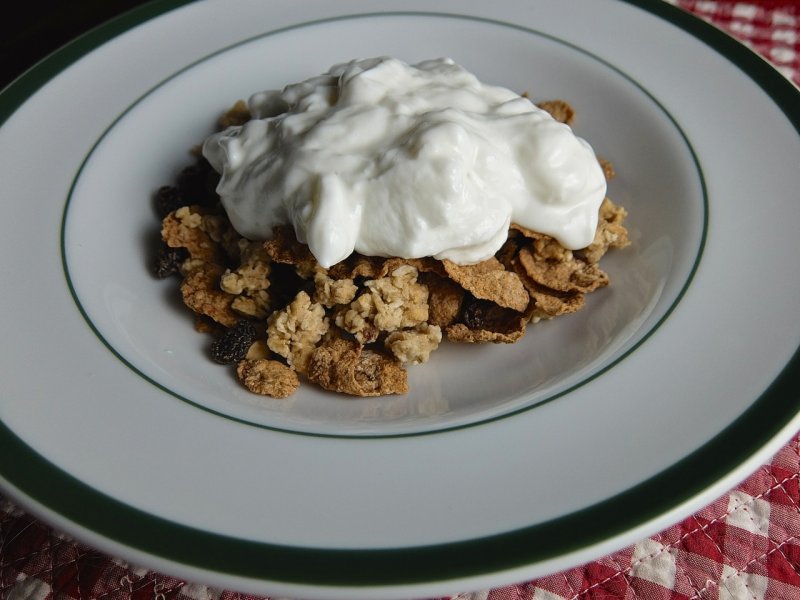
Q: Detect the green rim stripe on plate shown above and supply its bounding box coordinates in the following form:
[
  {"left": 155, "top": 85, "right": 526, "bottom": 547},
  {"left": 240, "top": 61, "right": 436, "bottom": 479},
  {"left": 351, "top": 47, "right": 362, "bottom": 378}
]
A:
[
  {"left": 2, "top": 341, "right": 799, "bottom": 586},
  {"left": 1, "top": 0, "right": 799, "bottom": 589},
  {"left": 60, "top": 10, "right": 707, "bottom": 439}
]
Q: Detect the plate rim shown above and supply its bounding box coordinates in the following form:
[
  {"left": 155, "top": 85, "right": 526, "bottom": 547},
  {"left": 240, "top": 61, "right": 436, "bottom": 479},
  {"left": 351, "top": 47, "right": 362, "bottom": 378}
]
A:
[
  {"left": 1, "top": 0, "right": 799, "bottom": 593},
  {"left": 60, "top": 9, "right": 709, "bottom": 439}
]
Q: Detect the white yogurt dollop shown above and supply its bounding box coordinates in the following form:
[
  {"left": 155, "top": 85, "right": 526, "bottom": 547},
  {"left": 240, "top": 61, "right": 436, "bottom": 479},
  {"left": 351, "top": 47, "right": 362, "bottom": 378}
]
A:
[{"left": 202, "top": 57, "right": 607, "bottom": 268}]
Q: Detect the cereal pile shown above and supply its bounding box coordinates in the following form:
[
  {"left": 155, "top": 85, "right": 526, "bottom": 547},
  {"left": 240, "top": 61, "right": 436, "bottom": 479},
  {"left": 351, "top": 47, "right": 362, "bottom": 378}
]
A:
[{"left": 152, "top": 100, "right": 630, "bottom": 398}]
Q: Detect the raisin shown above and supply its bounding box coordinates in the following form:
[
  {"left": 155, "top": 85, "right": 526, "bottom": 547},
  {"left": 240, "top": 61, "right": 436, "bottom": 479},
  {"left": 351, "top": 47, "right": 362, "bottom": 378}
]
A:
[
  {"left": 153, "top": 244, "right": 189, "bottom": 278},
  {"left": 461, "top": 296, "right": 519, "bottom": 333},
  {"left": 154, "top": 185, "right": 187, "bottom": 218},
  {"left": 178, "top": 158, "right": 219, "bottom": 207},
  {"left": 210, "top": 320, "right": 257, "bottom": 364},
  {"left": 462, "top": 297, "right": 491, "bottom": 329}
]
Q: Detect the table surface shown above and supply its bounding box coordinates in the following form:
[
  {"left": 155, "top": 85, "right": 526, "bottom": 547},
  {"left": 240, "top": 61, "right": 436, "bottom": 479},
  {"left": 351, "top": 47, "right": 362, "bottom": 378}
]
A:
[{"left": 2, "top": 1, "right": 799, "bottom": 599}]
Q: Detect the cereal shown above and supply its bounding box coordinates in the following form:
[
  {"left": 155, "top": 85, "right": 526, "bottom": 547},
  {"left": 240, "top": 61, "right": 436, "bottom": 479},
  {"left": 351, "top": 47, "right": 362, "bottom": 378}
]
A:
[
  {"left": 236, "top": 358, "right": 299, "bottom": 398},
  {"left": 536, "top": 100, "right": 575, "bottom": 125},
  {"left": 385, "top": 323, "right": 442, "bottom": 365},
  {"left": 307, "top": 336, "right": 408, "bottom": 397},
  {"left": 314, "top": 272, "right": 358, "bottom": 308},
  {"left": 180, "top": 265, "right": 238, "bottom": 327},
  {"left": 420, "top": 273, "right": 464, "bottom": 328},
  {"left": 217, "top": 99, "right": 251, "bottom": 129},
  {"left": 267, "top": 291, "right": 329, "bottom": 373},
  {"left": 327, "top": 254, "right": 385, "bottom": 280},
  {"left": 220, "top": 241, "right": 272, "bottom": 319},
  {"left": 599, "top": 158, "right": 616, "bottom": 182},
  {"left": 335, "top": 265, "right": 428, "bottom": 344},
  {"left": 580, "top": 198, "right": 630, "bottom": 264},
  {"left": 160, "top": 204, "right": 239, "bottom": 268},
  {"left": 244, "top": 339, "right": 271, "bottom": 360},
  {"left": 264, "top": 225, "right": 318, "bottom": 278},
  {"left": 517, "top": 245, "right": 609, "bottom": 293},
  {"left": 442, "top": 258, "right": 529, "bottom": 312},
  {"left": 153, "top": 98, "right": 630, "bottom": 399},
  {"left": 513, "top": 263, "right": 587, "bottom": 321}
]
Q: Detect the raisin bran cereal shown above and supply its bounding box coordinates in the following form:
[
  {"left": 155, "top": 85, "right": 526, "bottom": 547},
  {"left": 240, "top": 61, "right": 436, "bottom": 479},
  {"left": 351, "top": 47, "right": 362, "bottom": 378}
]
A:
[{"left": 153, "top": 99, "right": 630, "bottom": 398}]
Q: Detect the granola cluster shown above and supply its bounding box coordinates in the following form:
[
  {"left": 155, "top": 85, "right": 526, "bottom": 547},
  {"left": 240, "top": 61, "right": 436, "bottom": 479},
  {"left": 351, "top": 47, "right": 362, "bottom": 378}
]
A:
[{"left": 153, "top": 99, "right": 630, "bottom": 398}]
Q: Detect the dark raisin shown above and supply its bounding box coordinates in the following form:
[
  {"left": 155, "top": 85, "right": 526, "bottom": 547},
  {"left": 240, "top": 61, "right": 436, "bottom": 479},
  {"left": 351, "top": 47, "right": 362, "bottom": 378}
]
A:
[
  {"left": 153, "top": 244, "right": 189, "bottom": 278},
  {"left": 462, "top": 297, "right": 492, "bottom": 329},
  {"left": 154, "top": 185, "right": 187, "bottom": 218},
  {"left": 210, "top": 320, "right": 257, "bottom": 364},
  {"left": 461, "top": 296, "right": 519, "bottom": 333},
  {"left": 178, "top": 158, "right": 219, "bottom": 207}
]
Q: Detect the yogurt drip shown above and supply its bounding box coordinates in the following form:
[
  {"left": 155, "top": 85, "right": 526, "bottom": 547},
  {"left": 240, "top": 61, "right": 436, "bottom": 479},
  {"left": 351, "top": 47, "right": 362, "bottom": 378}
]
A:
[{"left": 202, "top": 57, "right": 607, "bottom": 268}]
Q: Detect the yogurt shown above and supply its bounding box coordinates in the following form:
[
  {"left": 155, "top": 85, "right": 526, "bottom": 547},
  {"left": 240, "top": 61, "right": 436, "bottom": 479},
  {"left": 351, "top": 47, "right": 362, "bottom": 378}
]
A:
[{"left": 202, "top": 57, "right": 607, "bottom": 268}]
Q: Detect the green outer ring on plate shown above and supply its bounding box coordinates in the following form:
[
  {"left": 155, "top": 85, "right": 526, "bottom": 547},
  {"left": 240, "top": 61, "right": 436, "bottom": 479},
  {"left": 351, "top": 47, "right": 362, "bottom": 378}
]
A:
[
  {"left": 61, "top": 11, "right": 706, "bottom": 439},
  {"left": 1, "top": 0, "right": 799, "bottom": 589}
]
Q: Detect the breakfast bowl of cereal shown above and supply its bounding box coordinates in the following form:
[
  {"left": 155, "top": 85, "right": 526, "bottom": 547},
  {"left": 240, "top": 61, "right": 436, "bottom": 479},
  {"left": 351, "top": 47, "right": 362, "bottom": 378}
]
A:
[{"left": 1, "top": 1, "right": 798, "bottom": 598}]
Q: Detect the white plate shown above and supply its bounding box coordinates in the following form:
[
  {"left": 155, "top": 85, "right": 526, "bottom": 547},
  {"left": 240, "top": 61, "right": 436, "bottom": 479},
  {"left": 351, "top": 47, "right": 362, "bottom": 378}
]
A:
[{"left": 1, "top": 1, "right": 799, "bottom": 598}]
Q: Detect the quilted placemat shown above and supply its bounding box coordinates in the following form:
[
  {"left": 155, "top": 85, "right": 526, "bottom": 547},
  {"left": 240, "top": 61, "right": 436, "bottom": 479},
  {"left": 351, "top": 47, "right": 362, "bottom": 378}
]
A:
[{"left": 2, "top": 1, "right": 799, "bottom": 599}]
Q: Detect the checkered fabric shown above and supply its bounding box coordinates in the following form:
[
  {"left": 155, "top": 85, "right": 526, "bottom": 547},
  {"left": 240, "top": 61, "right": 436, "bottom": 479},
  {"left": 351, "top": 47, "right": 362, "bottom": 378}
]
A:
[
  {"left": 671, "top": 0, "right": 799, "bottom": 85},
  {"left": 1, "top": 2, "right": 799, "bottom": 599},
  {"left": 483, "top": 435, "right": 800, "bottom": 600}
]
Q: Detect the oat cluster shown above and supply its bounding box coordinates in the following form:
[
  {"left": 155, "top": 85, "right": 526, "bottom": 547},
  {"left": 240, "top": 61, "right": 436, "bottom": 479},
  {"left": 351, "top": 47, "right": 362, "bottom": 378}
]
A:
[{"left": 153, "top": 99, "right": 630, "bottom": 398}]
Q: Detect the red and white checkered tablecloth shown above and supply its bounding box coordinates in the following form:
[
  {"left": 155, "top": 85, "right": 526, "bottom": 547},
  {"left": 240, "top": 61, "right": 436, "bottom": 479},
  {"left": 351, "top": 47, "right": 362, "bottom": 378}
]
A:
[
  {"left": 2, "top": 2, "right": 799, "bottom": 599},
  {"left": 674, "top": 0, "right": 800, "bottom": 86},
  {"left": 670, "top": 0, "right": 800, "bottom": 85}
]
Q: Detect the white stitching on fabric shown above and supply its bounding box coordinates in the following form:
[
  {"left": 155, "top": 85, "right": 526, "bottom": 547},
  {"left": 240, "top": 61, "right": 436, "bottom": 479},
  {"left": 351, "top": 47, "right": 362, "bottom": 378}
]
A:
[
  {"left": 534, "top": 471, "right": 800, "bottom": 600},
  {"left": 704, "top": 538, "right": 799, "bottom": 600},
  {"left": 559, "top": 568, "right": 582, "bottom": 599}
]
